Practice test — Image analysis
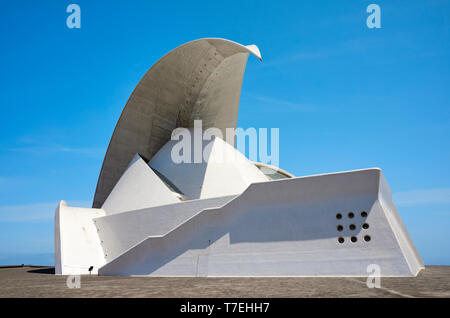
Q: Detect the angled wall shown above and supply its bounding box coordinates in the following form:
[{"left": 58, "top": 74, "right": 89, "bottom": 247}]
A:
[
  {"left": 94, "top": 195, "right": 236, "bottom": 262},
  {"left": 101, "top": 154, "right": 179, "bottom": 215},
  {"left": 54, "top": 201, "right": 106, "bottom": 275},
  {"left": 98, "top": 169, "right": 424, "bottom": 277},
  {"left": 377, "top": 173, "right": 424, "bottom": 275},
  {"left": 149, "top": 133, "right": 268, "bottom": 200}
]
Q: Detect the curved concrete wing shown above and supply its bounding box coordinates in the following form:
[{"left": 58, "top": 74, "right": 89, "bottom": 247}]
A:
[{"left": 93, "top": 38, "right": 262, "bottom": 208}]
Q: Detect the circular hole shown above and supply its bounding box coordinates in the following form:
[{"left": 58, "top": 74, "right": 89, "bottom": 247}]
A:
[
  {"left": 348, "top": 212, "right": 355, "bottom": 219},
  {"left": 351, "top": 236, "right": 357, "bottom": 243},
  {"left": 362, "top": 223, "right": 370, "bottom": 229},
  {"left": 336, "top": 213, "right": 342, "bottom": 220},
  {"left": 338, "top": 237, "right": 345, "bottom": 243},
  {"left": 361, "top": 211, "right": 368, "bottom": 217},
  {"left": 349, "top": 224, "right": 356, "bottom": 230},
  {"left": 364, "top": 235, "right": 371, "bottom": 242},
  {"left": 337, "top": 225, "right": 344, "bottom": 231}
]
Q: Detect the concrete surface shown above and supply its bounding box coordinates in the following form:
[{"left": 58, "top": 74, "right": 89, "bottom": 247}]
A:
[
  {"left": 96, "top": 195, "right": 236, "bottom": 262},
  {"left": 93, "top": 38, "right": 261, "bottom": 208},
  {"left": 101, "top": 154, "right": 179, "bottom": 215},
  {"left": 54, "top": 201, "right": 106, "bottom": 275},
  {"left": 98, "top": 169, "right": 423, "bottom": 277},
  {"left": 0, "top": 266, "right": 449, "bottom": 298},
  {"left": 148, "top": 130, "right": 268, "bottom": 200}
]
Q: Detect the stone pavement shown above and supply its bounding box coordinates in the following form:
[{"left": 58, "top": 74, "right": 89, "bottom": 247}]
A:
[{"left": 0, "top": 266, "right": 449, "bottom": 298}]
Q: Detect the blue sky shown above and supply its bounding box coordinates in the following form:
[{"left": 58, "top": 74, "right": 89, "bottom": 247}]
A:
[{"left": 0, "top": 0, "right": 449, "bottom": 266}]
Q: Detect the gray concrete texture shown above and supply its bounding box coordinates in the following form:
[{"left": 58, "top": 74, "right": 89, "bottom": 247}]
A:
[
  {"left": 93, "top": 39, "right": 260, "bottom": 208},
  {"left": 0, "top": 266, "right": 449, "bottom": 298}
]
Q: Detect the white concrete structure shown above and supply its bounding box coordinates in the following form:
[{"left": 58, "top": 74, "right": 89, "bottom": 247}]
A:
[{"left": 54, "top": 38, "right": 424, "bottom": 276}]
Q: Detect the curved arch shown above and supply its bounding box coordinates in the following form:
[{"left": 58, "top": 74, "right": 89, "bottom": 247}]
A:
[
  {"left": 253, "top": 162, "right": 295, "bottom": 179},
  {"left": 93, "top": 38, "right": 262, "bottom": 208}
]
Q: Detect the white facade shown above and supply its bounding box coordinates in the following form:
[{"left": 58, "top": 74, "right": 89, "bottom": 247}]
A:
[
  {"left": 101, "top": 155, "right": 179, "bottom": 215},
  {"left": 54, "top": 38, "right": 424, "bottom": 276},
  {"left": 149, "top": 132, "right": 268, "bottom": 200},
  {"left": 54, "top": 201, "right": 106, "bottom": 274}
]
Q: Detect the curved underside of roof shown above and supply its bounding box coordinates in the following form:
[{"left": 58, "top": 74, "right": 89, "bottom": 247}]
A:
[{"left": 93, "top": 38, "right": 262, "bottom": 208}]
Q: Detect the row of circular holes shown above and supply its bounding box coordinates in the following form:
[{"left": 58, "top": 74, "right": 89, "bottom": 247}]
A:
[
  {"left": 337, "top": 211, "right": 371, "bottom": 243},
  {"left": 338, "top": 235, "right": 371, "bottom": 243},
  {"left": 337, "top": 211, "right": 367, "bottom": 219},
  {"left": 337, "top": 223, "right": 369, "bottom": 231}
]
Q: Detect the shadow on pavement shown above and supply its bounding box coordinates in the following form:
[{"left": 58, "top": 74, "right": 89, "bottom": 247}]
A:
[{"left": 27, "top": 267, "right": 55, "bottom": 275}]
